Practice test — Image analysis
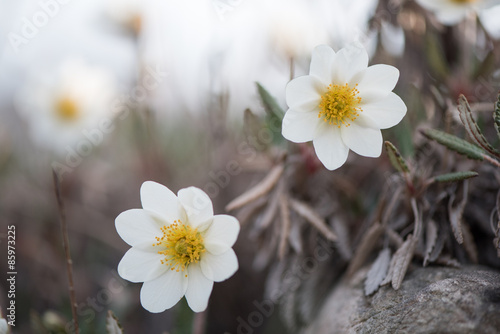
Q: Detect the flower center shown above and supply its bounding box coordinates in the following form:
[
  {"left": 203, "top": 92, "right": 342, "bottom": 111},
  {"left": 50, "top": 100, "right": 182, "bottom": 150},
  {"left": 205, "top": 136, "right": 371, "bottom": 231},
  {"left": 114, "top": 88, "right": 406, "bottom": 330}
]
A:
[
  {"left": 451, "top": 0, "right": 476, "bottom": 3},
  {"left": 154, "top": 220, "right": 205, "bottom": 276},
  {"left": 318, "top": 83, "right": 362, "bottom": 128},
  {"left": 55, "top": 97, "right": 79, "bottom": 121}
]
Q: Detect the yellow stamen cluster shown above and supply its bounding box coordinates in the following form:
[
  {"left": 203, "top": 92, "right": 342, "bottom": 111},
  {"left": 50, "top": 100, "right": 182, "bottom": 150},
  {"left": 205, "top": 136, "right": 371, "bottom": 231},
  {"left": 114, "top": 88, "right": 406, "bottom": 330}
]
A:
[
  {"left": 154, "top": 220, "right": 205, "bottom": 277},
  {"left": 318, "top": 83, "right": 362, "bottom": 128},
  {"left": 55, "top": 97, "right": 79, "bottom": 121}
]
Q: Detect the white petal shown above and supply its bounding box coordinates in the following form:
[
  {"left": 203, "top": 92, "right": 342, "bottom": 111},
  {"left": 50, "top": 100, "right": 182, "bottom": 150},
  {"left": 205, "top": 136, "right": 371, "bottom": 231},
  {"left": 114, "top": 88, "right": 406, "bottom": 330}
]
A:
[
  {"left": 312, "top": 123, "right": 349, "bottom": 170},
  {"left": 178, "top": 187, "right": 214, "bottom": 229},
  {"left": 185, "top": 263, "right": 214, "bottom": 313},
  {"left": 140, "top": 270, "right": 188, "bottom": 313},
  {"left": 115, "top": 209, "right": 162, "bottom": 249},
  {"left": 335, "top": 42, "right": 369, "bottom": 83},
  {"left": 200, "top": 248, "right": 239, "bottom": 282},
  {"left": 435, "top": 7, "right": 468, "bottom": 25},
  {"left": 341, "top": 122, "right": 383, "bottom": 158},
  {"left": 310, "top": 44, "right": 335, "bottom": 85},
  {"left": 204, "top": 215, "right": 240, "bottom": 255},
  {"left": 140, "top": 181, "right": 184, "bottom": 223},
  {"left": 118, "top": 248, "right": 166, "bottom": 283},
  {"left": 359, "top": 93, "right": 407, "bottom": 129},
  {"left": 285, "top": 75, "right": 323, "bottom": 111},
  {"left": 354, "top": 65, "right": 400, "bottom": 102},
  {"left": 282, "top": 108, "right": 320, "bottom": 143}
]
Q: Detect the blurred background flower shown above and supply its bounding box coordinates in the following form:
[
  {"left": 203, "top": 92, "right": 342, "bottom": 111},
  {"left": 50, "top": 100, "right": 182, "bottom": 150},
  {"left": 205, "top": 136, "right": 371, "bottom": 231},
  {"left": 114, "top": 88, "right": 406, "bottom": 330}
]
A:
[{"left": 16, "top": 59, "right": 117, "bottom": 155}]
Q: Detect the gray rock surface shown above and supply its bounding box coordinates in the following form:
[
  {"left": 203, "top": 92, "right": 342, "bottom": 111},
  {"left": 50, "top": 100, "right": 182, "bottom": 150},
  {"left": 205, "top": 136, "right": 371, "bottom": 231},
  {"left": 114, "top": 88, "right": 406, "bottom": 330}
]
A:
[{"left": 304, "top": 266, "right": 500, "bottom": 334}]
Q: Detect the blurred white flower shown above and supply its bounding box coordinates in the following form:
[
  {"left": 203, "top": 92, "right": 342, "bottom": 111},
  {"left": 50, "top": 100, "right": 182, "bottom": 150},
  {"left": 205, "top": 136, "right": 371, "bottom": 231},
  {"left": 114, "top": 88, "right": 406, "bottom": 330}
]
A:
[
  {"left": 16, "top": 59, "right": 117, "bottom": 155},
  {"left": 105, "top": 0, "right": 143, "bottom": 35},
  {"left": 380, "top": 21, "right": 406, "bottom": 57},
  {"left": 416, "top": 0, "right": 500, "bottom": 25},
  {"left": 282, "top": 43, "right": 407, "bottom": 170},
  {"left": 116, "top": 181, "right": 240, "bottom": 313}
]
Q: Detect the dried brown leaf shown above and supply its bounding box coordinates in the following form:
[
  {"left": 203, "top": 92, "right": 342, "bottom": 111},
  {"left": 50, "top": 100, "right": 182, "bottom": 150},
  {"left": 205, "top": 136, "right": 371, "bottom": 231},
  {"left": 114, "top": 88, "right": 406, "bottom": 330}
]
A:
[
  {"left": 428, "top": 224, "right": 447, "bottom": 263},
  {"left": 461, "top": 221, "right": 478, "bottom": 263},
  {"left": 236, "top": 196, "right": 267, "bottom": 226},
  {"left": 365, "top": 248, "right": 391, "bottom": 296},
  {"left": 447, "top": 181, "right": 469, "bottom": 244},
  {"left": 288, "top": 218, "right": 303, "bottom": 254},
  {"left": 382, "top": 187, "right": 403, "bottom": 226},
  {"left": 346, "top": 222, "right": 384, "bottom": 277},
  {"left": 381, "top": 250, "right": 398, "bottom": 286},
  {"left": 249, "top": 181, "right": 284, "bottom": 239},
  {"left": 387, "top": 228, "right": 404, "bottom": 248},
  {"left": 289, "top": 198, "right": 337, "bottom": 241},
  {"left": 331, "top": 217, "right": 352, "bottom": 260},
  {"left": 423, "top": 220, "right": 438, "bottom": 266},
  {"left": 226, "top": 164, "right": 284, "bottom": 211},
  {"left": 278, "top": 194, "right": 291, "bottom": 260},
  {"left": 392, "top": 234, "right": 417, "bottom": 290}
]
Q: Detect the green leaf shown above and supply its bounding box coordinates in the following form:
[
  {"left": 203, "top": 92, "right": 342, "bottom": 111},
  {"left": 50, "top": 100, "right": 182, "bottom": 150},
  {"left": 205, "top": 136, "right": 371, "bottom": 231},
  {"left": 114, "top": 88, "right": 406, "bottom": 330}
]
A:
[
  {"left": 256, "top": 82, "right": 285, "bottom": 120},
  {"left": 421, "top": 128, "right": 485, "bottom": 160},
  {"left": 434, "top": 171, "right": 478, "bottom": 183},
  {"left": 106, "top": 311, "right": 123, "bottom": 334},
  {"left": 494, "top": 92, "right": 500, "bottom": 141},
  {"left": 384, "top": 141, "right": 410, "bottom": 173},
  {"left": 457, "top": 94, "right": 500, "bottom": 158}
]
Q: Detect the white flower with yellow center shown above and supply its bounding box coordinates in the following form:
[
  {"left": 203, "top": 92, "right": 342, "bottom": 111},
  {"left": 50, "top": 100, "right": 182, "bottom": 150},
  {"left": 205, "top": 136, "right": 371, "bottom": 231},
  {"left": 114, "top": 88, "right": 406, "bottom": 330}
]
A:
[
  {"left": 416, "top": 0, "right": 500, "bottom": 25},
  {"left": 282, "top": 43, "right": 407, "bottom": 170},
  {"left": 16, "top": 59, "right": 116, "bottom": 155},
  {"left": 116, "top": 181, "right": 240, "bottom": 313}
]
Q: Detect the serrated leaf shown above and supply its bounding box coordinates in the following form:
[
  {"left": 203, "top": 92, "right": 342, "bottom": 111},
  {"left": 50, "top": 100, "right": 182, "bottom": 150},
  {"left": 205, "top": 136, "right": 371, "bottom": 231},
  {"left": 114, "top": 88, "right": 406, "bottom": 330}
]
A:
[
  {"left": 494, "top": 92, "right": 500, "bottom": 141},
  {"left": 384, "top": 141, "right": 410, "bottom": 173},
  {"left": 392, "top": 234, "right": 417, "bottom": 290},
  {"left": 365, "top": 248, "right": 391, "bottom": 296},
  {"left": 256, "top": 82, "right": 285, "bottom": 120},
  {"left": 448, "top": 180, "right": 469, "bottom": 244},
  {"left": 457, "top": 94, "right": 500, "bottom": 158},
  {"left": 421, "top": 128, "right": 485, "bottom": 160},
  {"left": 381, "top": 250, "right": 398, "bottom": 286},
  {"left": 434, "top": 171, "right": 478, "bottom": 183},
  {"left": 106, "top": 311, "right": 123, "bottom": 334},
  {"left": 428, "top": 224, "right": 447, "bottom": 263},
  {"left": 423, "top": 220, "right": 438, "bottom": 266}
]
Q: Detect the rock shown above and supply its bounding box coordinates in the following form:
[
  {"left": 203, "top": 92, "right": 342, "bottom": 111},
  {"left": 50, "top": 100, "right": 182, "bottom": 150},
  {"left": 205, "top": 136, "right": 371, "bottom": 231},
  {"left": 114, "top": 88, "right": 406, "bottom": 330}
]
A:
[{"left": 303, "top": 266, "right": 500, "bottom": 334}]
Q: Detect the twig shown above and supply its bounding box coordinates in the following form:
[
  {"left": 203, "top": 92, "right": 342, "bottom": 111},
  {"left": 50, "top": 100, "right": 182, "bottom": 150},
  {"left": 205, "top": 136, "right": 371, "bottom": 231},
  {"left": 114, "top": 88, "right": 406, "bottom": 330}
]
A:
[{"left": 52, "top": 170, "right": 79, "bottom": 334}]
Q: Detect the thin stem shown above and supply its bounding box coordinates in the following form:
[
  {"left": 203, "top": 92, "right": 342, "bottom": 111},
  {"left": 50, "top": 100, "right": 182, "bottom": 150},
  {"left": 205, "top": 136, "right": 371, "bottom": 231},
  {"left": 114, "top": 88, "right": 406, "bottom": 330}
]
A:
[
  {"left": 289, "top": 56, "right": 295, "bottom": 81},
  {"left": 483, "top": 154, "right": 500, "bottom": 168},
  {"left": 192, "top": 310, "right": 207, "bottom": 334},
  {"left": 52, "top": 170, "right": 79, "bottom": 334}
]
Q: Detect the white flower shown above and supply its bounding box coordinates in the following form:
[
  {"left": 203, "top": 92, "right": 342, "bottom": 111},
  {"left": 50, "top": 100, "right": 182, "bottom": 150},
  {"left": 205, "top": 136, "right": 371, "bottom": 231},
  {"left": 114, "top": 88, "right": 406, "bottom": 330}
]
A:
[
  {"left": 282, "top": 43, "right": 407, "bottom": 170},
  {"left": 415, "top": 0, "right": 500, "bottom": 25},
  {"left": 116, "top": 181, "right": 240, "bottom": 313},
  {"left": 16, "top": 59, "right": 116, "bottom": 155},
  {"left": 105, "top": 0, "right": 144, "bottom": 34}
]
